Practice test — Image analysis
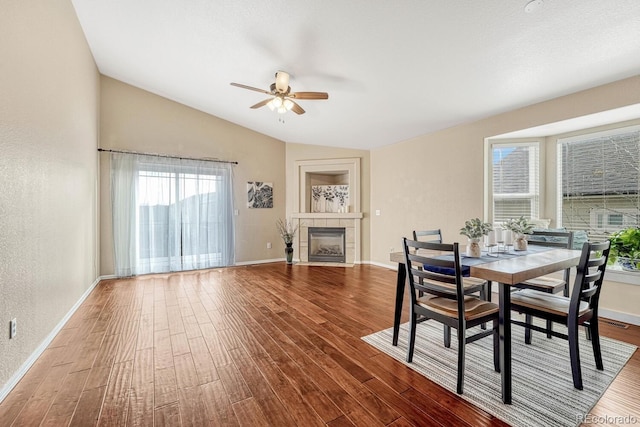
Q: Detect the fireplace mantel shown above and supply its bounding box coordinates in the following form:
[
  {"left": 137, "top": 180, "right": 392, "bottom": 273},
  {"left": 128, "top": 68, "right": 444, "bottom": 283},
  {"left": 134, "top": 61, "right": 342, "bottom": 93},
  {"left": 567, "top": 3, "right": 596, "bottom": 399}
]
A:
[{"left": 292, "top": 213, "right": 363, "bottom": 219}]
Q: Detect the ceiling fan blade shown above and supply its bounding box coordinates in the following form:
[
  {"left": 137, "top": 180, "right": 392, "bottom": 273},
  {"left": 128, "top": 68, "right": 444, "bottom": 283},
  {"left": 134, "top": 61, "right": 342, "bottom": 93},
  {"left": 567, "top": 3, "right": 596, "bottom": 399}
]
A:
[
  {"left": 290, "top": 100, "right": 305, "bottom": 115},
  {"left": 290, "top": 91, "right": 329, "bottom": 100},
  {"left": 230, "top": 82, "right": 271, "bottom": 95},
  {"left": 250, "top": 99, "right": 272, "bottom": 109}
]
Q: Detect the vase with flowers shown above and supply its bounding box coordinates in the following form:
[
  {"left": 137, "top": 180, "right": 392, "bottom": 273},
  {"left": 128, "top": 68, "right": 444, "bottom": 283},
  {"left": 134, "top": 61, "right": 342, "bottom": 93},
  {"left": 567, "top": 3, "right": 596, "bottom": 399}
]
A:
[
  {"left": 460, "top": 218, "right": 493, "bottom": 257},
  {"left": 276, "top": 219, "right": 299, "bottom": 264},
  {"left": 503, "top": 216, "right": 533, "bottom": 251}
]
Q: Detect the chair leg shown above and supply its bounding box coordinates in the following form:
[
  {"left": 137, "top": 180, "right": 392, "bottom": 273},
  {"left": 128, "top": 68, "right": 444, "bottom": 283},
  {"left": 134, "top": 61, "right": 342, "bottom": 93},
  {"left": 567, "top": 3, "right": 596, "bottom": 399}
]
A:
[
  {"left": 444, "top": 325, "right": 451, "bottom": 348},
  {"left": 407, "top": 313, "right": 417, "bottom": 363},
  {"left": 486, "top": 281, "right": 492, "bottom": 302},
  {"left": 590, "top": 319, "right": 604, "bottom": 371},
  {"left": 568, "top": 319, "right": 583, "bottom": 390},
  {"left": 525, "top": 314, "right": 533, "bottom": 344},
  {"left": 585, "top": 324, "right": 592, "bottom": 341},
  {"left": 546, "top": 319, "right": 553, "bottom": 339},
  {"left": 457, "top": 328, "right": 465, "bottom": 394},
  {"left": 493, "top": 319, "right": 500, "bottom": 373},
  {"left": 480, "top": 286, "right": 487, "bottom": 330}
]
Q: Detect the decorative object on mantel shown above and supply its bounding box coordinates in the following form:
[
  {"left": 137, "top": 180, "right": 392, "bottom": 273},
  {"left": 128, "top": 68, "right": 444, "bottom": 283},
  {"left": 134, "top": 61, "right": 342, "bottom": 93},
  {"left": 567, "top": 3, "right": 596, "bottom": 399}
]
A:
[
  {"left": 247, "top": 182, "right": 273, "bottom": 208},
  {"left": 276, "top": 218, "right": 299, "bottom": 264},
  {"left": 311, "top": 185, "right": 349, "bottom": 213},
  {"left": 608, "top": 227, "right": 640, "bottom": 271},
  {"left": 459, "top": 218, "right": 493, "bottom": 257},
  {"left": 503, "top": 216, "right": 534, "bottom": 251}
]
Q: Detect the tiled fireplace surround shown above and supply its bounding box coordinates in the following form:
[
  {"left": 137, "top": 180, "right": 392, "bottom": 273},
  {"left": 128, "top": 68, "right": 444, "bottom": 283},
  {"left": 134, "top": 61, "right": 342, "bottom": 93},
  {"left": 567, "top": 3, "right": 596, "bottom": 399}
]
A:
[{"left": 291, "top": 158, "right": 363, "bottom": 265}]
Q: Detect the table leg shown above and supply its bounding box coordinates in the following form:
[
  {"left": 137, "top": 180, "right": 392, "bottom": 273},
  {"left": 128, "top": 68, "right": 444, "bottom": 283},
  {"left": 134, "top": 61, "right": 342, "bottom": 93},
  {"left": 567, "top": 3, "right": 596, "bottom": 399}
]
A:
[
  {"left": 392, "top": 263, "right": 406, "bottom": 346},
  {"left": 498, "top": 282, "right": 512, "bottom": 404}
]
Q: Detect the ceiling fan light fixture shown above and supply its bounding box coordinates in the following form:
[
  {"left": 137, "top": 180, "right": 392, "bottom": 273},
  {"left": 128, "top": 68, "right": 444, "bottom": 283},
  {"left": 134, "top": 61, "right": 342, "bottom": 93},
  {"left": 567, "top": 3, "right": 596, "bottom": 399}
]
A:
[
  {"left": 283, "top": 99, "right": 294, "bottom": 111},
  {"left": 271, "top": 96, "right": 283, "bottom": 109}
]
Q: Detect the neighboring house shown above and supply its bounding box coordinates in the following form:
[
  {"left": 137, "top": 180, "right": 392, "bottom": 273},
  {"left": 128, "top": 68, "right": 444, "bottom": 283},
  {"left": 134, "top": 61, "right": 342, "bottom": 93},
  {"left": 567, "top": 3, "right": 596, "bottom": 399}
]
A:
[{"left": 561, "top": 132, "right": 640, "bottom": 240}]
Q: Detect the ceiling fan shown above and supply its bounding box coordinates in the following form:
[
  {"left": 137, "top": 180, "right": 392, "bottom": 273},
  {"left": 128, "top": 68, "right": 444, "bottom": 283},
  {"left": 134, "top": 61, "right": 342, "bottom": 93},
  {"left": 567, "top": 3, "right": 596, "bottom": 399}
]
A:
[{"left": 230, "top": 71, "right": 328, "bottom": 115}]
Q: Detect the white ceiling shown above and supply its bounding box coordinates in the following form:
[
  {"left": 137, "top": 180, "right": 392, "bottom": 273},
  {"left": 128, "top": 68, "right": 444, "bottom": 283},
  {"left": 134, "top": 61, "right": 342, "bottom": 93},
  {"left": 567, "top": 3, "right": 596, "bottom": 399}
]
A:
[{"left": 71, "top": 0, "right": 640, "bottom": 150}]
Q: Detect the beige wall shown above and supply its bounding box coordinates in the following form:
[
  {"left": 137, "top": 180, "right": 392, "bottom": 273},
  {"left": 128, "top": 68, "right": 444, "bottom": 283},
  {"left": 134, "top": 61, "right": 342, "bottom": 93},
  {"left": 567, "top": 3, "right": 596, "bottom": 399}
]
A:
[
  {"left": 370, "top": 75, "right": 640, "bottom": 320},
  {"left": 99, "top": 77, "right": 287, "bottom": 273},
  {"left": 0, "top": 0, "right": 100, "bottom": 389},
  {"left": 285, "top": 143, "right": 371, "bottom": 261}
]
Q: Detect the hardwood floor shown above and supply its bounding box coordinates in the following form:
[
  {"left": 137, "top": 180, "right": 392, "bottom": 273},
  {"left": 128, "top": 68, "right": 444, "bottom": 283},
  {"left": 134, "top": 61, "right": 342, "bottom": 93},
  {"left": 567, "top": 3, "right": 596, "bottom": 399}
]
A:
[{"left": 0, "top": 263, "right": 638, "bottom": 426}]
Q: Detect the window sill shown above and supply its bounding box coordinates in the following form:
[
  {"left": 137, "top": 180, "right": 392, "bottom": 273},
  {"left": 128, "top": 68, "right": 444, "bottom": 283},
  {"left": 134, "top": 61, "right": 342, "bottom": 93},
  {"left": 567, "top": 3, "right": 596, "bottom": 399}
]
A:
[{"left": 605, "top": 267, "right": 640, "bottom": 286}]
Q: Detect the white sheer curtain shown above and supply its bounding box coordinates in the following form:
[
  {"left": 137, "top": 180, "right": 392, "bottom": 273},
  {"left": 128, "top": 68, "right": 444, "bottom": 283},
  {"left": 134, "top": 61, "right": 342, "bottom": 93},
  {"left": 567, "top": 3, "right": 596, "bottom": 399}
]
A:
[{"left": 111, "top": 152, "right": 235, "bottom": 276}]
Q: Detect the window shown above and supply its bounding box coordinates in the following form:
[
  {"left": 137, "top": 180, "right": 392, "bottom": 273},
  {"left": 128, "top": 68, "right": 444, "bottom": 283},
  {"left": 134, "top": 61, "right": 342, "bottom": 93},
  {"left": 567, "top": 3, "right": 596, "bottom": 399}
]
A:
[
  {"left": 557, "top": 125, "right": 640, "bottom": 241},
  {"left": 488, "top": 142, "right": 540, "bottom": 224},
  {"left": 111, "top": 153, "right": 235, "bottom": 276}
]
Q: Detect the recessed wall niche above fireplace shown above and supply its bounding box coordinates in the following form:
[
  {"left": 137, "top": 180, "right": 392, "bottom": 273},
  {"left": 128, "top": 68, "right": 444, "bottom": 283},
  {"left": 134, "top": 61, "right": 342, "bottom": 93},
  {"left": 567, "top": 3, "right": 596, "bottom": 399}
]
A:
[{"left": 291, "top": 158, "right": 364, "bottom": 265}]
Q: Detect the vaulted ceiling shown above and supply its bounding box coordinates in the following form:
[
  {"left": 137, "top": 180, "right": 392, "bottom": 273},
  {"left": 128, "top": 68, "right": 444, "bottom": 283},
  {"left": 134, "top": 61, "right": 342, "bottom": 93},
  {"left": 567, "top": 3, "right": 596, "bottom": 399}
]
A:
[{"left": 71, "top": 0, "right": 640, "bottom": 149}]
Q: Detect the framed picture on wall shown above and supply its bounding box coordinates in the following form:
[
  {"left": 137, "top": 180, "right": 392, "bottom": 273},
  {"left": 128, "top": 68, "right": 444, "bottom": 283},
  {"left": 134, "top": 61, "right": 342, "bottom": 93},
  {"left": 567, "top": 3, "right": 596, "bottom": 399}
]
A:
[{"left": 247, "top": 182, "right": 273, "bottom": 208}]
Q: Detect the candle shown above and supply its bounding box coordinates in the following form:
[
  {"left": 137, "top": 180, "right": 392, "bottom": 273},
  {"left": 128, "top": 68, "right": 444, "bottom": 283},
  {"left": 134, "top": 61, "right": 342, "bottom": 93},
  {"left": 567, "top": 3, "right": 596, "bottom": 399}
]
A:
[
  {"left": 494, "top": 227, "right": 503, "bottom": 243},
  {"left": 504, "top": 230, "right": 513, "bottom": 245},
  {"left": 486, "top": 230, "right": 496, "bottom": 245}
]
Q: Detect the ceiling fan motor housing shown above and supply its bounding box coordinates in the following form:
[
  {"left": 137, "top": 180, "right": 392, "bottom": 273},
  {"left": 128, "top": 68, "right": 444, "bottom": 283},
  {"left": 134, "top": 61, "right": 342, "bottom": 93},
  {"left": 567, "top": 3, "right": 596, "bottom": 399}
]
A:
[{"left": 275, "top": 71, "right": 290, "bottom": 93}]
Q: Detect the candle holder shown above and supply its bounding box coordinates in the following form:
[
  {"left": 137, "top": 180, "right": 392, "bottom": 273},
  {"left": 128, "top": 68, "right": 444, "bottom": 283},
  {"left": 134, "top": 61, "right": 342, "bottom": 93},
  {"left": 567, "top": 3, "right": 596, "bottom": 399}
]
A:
[{"left": 485, "top": 241, "right": 510, "bottom": 257}]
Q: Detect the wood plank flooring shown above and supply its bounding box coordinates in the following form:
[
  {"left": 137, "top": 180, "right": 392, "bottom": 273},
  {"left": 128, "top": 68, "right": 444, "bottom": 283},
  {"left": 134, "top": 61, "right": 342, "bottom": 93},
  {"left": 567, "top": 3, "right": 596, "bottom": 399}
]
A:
[{"left": 1, "top": 263, "right": 638, "bottom": 426}]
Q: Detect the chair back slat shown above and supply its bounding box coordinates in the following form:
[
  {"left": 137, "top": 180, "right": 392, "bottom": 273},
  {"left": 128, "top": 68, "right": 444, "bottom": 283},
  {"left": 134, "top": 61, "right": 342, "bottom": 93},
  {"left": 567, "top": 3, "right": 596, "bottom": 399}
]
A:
[{"left": 413, "top": 229, "right": 443, "bottom": 244}]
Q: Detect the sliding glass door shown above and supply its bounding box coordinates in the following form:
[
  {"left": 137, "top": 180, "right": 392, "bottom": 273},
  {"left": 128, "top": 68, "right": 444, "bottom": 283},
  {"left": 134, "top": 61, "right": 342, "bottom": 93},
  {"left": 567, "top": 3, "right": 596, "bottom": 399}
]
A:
[{"left": 111, "top": 153, "right": 234, "bottom": 276}]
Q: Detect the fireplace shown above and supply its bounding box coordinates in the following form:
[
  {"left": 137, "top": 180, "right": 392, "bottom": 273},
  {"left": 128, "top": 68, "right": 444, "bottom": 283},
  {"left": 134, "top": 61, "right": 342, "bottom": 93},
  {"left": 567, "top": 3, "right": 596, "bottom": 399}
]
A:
[{"left": 308, "top": 227, "right": 346, "bottom": 263}]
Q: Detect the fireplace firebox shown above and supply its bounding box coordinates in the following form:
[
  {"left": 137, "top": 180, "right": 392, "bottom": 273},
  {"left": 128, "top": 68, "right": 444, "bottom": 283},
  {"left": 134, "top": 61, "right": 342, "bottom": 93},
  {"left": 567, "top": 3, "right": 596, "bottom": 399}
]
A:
[{"left": 308, "top": 227, "right": 346, "bottom": 263}]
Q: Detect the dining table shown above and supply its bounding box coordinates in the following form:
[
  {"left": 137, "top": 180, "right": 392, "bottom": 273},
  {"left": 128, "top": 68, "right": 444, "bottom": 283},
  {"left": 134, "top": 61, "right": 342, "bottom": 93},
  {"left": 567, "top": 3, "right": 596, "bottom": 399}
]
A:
[{"left": 389, "top": 245, "right": 582, "bottom": 404}]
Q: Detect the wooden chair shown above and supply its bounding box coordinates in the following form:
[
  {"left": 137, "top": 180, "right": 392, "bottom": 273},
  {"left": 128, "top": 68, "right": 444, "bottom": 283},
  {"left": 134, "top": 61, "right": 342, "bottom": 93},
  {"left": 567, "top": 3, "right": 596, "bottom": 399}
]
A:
[
  {"left": 413, "top": 229, "right": 490, "bottom": 302},
  {"left": 513, "top": 230, "right": 573, "bottom": 339},
  {"left": 514, "top": 230, "right": 575, "bottom": 296},
  {"left": 403, "top": 238, "right": 500, "bottom": 394},
  {"left": 510, "top": 241, "right": 611, "bottom": 390}
]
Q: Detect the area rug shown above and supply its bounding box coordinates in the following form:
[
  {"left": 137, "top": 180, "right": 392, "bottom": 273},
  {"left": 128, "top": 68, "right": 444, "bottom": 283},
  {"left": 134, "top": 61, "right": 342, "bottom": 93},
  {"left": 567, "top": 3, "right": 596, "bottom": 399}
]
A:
[{"left": 362, "top": 321, "right": 636, "bottom": 427}]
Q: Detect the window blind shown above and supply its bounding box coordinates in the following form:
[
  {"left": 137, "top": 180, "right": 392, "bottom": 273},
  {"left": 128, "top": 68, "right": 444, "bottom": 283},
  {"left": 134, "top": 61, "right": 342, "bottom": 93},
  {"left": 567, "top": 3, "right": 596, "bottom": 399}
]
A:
[
  {"left": 491, "top": 143, "right": 540, "bottom": 224},
  {"left": 558, "top": 126, "right": 640, "bottom": 240}
]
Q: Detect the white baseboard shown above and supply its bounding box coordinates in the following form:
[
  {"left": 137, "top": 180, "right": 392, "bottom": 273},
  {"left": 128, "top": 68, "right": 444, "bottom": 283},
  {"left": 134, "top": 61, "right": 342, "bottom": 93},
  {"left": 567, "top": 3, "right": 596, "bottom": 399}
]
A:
[
  {"left": 599, "top": 308, "right": 640, "bottom": 326},
  {"left": 366, "top": 260, "right": 398, "bottom": 270},
  {"left": 0, "top": 275, "right": 104, "bottom": 404}
]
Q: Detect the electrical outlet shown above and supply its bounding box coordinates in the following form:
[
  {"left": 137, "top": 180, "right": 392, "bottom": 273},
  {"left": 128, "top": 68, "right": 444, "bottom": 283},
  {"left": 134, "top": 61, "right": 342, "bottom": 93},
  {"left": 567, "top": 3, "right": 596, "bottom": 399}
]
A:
[
  {"left": 266, "top": 242, "right": 272, "bottom": 249},
  {"left": 10, "top": 318, "right": 16, "bottom": 339}
]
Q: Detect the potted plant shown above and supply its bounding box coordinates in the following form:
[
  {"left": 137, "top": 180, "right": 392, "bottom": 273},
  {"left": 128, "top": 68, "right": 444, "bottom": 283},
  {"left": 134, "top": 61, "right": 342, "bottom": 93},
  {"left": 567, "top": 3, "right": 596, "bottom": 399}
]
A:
[
  {"left": 276, "top": 219, "right": 299, "bottom": 264},
  {"left": 608, "top": 227, "right": 640, "bottom": 271},
  {"left": 460, "top": 218, "right": 493, "bottom": 257},
  {"left": 503, "top": 216, "right": 534, "bottom": 251}
]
